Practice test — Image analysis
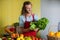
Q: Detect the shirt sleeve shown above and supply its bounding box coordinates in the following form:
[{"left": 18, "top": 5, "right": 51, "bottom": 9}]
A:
[
  {"left": 19, "top": 16, "right": 24, "bottom": 27},
  {"left": 34, "top": 14, "right": 39, "bottom": 21}
]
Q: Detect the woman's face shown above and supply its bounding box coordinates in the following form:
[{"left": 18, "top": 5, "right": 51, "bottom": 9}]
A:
[{"left": 25, "top": 4, "right": 32, "bottom": 13}]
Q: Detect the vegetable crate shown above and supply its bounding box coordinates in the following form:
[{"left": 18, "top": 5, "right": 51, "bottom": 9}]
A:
[{"left": 47, "top": 35, "right": 60, "bottom": 40}]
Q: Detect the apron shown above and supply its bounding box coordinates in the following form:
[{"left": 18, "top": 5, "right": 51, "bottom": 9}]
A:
[{"left": 23, "top": 14, "right": 36, "bottom": 36}]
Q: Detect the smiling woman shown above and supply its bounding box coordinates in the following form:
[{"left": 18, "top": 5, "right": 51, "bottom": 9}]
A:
[
  {"left": 0, "top": 0, "right": 41, "bottom": 36},
  {"left": 0, "top": 0, "right": 40, "bottom": 27}
]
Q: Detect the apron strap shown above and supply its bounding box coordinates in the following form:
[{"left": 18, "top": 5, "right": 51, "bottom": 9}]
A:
[
  {"left": 25, "top": 15, "right": 27, "bottom": 21},
  {"left": 32, "top": 14, "right": 34, "bottom": 21}
]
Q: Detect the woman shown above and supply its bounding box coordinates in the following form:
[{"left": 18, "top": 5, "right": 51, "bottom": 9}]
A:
[{"left": 19, "top": 1, "right": 39, "bottom": 36}]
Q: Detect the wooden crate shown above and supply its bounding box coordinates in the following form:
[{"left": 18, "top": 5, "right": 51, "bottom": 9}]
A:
[{"left": 47, "top": 35, "right": 60, "bottom": 40}]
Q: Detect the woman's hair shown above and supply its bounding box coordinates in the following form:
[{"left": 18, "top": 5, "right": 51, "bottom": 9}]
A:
[{"left": 21, "top": 1, "right": 32, "bottom": 15}]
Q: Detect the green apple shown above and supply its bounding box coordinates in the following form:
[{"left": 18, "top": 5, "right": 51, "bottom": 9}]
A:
[{"left": 25, "top": 36, "right": 32, "bottom": 40}]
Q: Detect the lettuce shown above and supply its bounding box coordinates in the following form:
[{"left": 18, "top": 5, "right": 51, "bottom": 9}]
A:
[{"left": 30, "top": 17, "right": 49, "bottom": 30}]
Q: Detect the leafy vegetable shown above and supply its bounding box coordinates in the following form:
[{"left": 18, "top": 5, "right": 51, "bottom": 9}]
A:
[
  {"left": 30, "top": 17, "right": 49, "bottom": 30},
  {"left": 30, "top": 24, "right": 36, "bottom": 30}
]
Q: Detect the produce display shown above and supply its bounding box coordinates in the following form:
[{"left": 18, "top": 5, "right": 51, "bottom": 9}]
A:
[
  {"left": 48, "top": 32, "right": 60, "bottom": 38},
  {"left": 30, "top": 17, "right": 49, "bottom": 30},
  {"left": 1, "top": 34, "right": 42, "bottom": 40},
  {"left": 16, "top": 34, "right": 42, "bottom": 40}
]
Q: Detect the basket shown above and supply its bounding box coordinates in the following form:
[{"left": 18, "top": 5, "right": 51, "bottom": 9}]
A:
[{"left": 47, "top": 35, "right": 60, "bottom": 40}]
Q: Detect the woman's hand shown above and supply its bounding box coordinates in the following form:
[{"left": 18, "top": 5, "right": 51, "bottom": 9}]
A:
[
  {"left": 34, "top": 28, "right": 39, "bottom": 32},
  {"left": 20, "top": 27, "right": 30, "bottom": 33},
  {"left": 23, "top": 28, "right": 30, "bottom": 32}
]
